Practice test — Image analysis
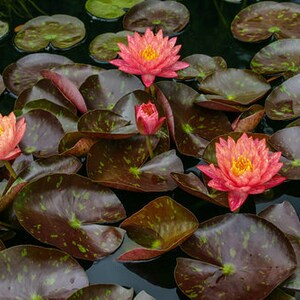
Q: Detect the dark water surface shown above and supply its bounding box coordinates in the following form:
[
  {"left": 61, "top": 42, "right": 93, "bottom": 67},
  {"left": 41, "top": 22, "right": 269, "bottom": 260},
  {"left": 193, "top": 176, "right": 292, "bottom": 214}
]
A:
[{"left": 1, "top": 0, "right": 300, "bottom": 299}]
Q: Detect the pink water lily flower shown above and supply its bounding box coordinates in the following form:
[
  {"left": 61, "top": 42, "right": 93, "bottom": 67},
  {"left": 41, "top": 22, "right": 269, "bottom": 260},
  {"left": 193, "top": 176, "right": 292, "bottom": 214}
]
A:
[
  {"left": 197, "top": 133, "right": 286, "bottom": 212},
  {"left": 0, "top": 112, "right": 26, "bottom": 161},
  {"left": 110, "top": 28, "right": 189, "bottom": 88},
  {"left": 135, "top": 101, "right": 166, "bottom": 135}
]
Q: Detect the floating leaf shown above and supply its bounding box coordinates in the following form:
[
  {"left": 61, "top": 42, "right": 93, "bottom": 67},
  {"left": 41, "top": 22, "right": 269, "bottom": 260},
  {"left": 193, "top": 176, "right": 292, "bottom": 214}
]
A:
[
  {"left": 231, "top": 2, "right": 300, "bottom": 42},
  {"left": 0, "top": 74, "right": 4, "bottom": 96},
  {"left": 67, "top": 284, "right": 134, "bottom": 299},
  {"left": 85, "top": 0, "right": 143, "bottom": 20},
  {"left": 14, "top": 174, "right": 126, "bottom": 260},
  {"left": 3, "top": 53, "right": 73, "bottom": 96},
  {"left": 176, "top": 214, "right": 297, "bottom": 300},
  {"left": 266, "top": 288, "right": 296, "bottom": 300},
  {"left": 0, "top": 245, "right": 88, "bottom": 298},
  {"left": 123, "top": 0, "right": 190, "bottom": 34},
  {"left": 265, "top": 74, "right": 300, "bottom": 120},
  {"left": 251, "top": 39, "right": 300, "bottom": 78},
  {"left": 0, "top": 20, "right": 9, "bottom": 40},
  {"left": 14, "top": 14, "right": 86, "bottom": 51},
  {"left": 118, "top": 196, "right": 199, "bottom": 261},
  {"left": 89, "top": 31, "right": 132, "bottom": 62},
  {"left": 198, "top": 68, "right": 271, "bottom": 105},
  {"left": 177, "top": 54, "right": 227, "bottom": 80},
  {"left": 134, "top": 291, "right": 156, "bottom": 300}
]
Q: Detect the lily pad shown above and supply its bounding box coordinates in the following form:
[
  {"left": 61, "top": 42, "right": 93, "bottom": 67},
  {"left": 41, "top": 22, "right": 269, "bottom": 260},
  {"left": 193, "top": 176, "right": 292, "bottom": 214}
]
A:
[
  {"left": 176, "top": 214, "right": 297, "bottom": 300},
  {"left": 198, "top": 68, "right": 271, "bottom": 105},
  {"left": 80, "top": 70, "right": 144, "bottom": 110},
  {"left": 14, "top": 14, "right": 86, "bottom": 52},
  {"left": 123, "top": 0, "right": 190, "bottom": 34},
  {"left": 89, "top": 31, "right": 132, "bottom": 62},
  {"left": 14, "top": 173, "right": 126, "bottom": 260},
  {"left": 177, "top": 54, "right": 227, "bottom": 81},
  {"left": 85, "top": 0, "right": 143, "bottom": 20},
  {"left": 251, "top": 39, "right": 300, "bottom": 78},
  {"left": 231, "top": 1, "right": 300, "bottom": 42},
  {"left": 0, "top": 74, "right": 4, "bottom": 96},
  {"left": 265, "top": 74, "right": 300, "bottom": 120},
  {"left": 68, "top": 284, "right": 134, "bottom": 299},
  {"left": 268, "top": 127, "right": 300, "bottom": 179},
  {"left": 118, "top": 196, "right": 199, "bottom": 261},
  {"left": 0, "top": 245, "right": 88, "bottom": 298},
  {"left": 156, "top": 81, "right": 232, "bottom": 157},
  {"left": 0, "top": 20, "right": 8, "bottom": 40},
  {"left": 3, "top": 53, "right": 73, "bottom": 96}
]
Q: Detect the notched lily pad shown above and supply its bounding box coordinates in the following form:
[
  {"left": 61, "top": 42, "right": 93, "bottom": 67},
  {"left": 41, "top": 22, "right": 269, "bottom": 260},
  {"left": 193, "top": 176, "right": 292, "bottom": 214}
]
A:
[
  {"left": 85, "top": 0, "right": 143, "bottom": 20},
  {"left": 0, "top": 245, "right": 88, "bottom": 298},
  {"left": 14, "top": 174, "right": 126, "bottom": 260},
  {"left": 176, "top": 214, "right": 297, "bottom": 300},
  {"left": 118, "top": 196, "right": 199, "bottom": 261},
  {"left": 123, "top": 0, "right": 190, "bottom": 34},
  {"left": 3, "top": 53, "right": 73, "bottom": 96},
  {"left": 0, "top": 20, "right": 9, "bottom": 40},
  {"left": 198, "top": 68, "right": 271, "bottom": 105},
  {"left": 14, "top": 14, "right": 86, "bottom": 52},
  {"left": 89, "top": 31, "right": 132, "bottom": 62},
  {"left": 251, "top": 39, "right": 300, "bottom": 78},
  {"left": 231, "top": 1, "right": 300, "bottom": 42},
  {"left": 265, "top": 74, "right": 300, "bottom": 120}
]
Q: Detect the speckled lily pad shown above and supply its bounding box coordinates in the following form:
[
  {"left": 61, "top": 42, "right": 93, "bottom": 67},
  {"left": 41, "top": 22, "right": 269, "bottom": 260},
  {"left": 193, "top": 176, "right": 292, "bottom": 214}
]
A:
[
  {"left": 14, "top": 14, "right": 86, "bottom": 52},
  {"left": 231, "top": 1, "right": 300, "bottom": 42},
  {"left": 123, "top": 0, "right": 190, "bottom": 34},
  {"left": 85, "top": 0, "right": 143, "bottom": 20},
  {"left": 0, "top": 20, "right": 8, "bottom": 40}
]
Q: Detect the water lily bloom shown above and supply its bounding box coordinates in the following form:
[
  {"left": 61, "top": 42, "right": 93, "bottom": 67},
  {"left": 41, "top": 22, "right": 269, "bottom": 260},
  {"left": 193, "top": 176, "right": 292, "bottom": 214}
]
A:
[
  {"left": 0, "top": 112, "right": 26, "bottom": 161},
  {"left": 197, "top": 133, "right": 286, "bottom": 212},
  {"left": 135, "top": 101, "right": 166, "bottom": 135},
  {"left": 110, "top": 28, "right": 189, "bottom": 88}
]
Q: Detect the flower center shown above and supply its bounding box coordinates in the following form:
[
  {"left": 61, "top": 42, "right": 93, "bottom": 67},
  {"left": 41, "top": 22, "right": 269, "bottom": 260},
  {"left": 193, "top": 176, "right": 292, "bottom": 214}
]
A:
[
  {"left": 0, "top": 126, "right": 3, "bottom": 135},
  {"left": 142, "top": 104, "right": 155, "bottom": 116},
  {"left": 140, "top": 45, "right": 159, "bottom": 61},
  {"left": 231, "top": 155, "right": 253, "bottom": 176}
]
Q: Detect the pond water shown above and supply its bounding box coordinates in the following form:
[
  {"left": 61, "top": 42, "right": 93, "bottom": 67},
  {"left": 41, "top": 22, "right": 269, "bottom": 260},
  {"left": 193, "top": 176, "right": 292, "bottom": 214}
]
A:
[{"left": 1, "top": 0, "right": 300, "bottom": 299}]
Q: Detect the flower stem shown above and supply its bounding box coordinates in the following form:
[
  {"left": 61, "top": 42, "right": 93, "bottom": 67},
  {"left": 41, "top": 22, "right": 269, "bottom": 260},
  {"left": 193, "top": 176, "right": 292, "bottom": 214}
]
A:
[
  {"left": 4, "top": 161, "right": 17, "bottom": 179},
  {"left": 146, "top": 135, "right": 154, "bottom": 159}
]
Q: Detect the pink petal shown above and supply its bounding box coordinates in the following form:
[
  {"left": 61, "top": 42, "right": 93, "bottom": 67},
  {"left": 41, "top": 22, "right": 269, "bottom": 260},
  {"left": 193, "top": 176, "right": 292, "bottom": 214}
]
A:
[
  {"left": 141, "top": 74, "right": 156, "bottom": 88},
  {"left": 228, "top": 190, "right": 249, "bottom": 212}
]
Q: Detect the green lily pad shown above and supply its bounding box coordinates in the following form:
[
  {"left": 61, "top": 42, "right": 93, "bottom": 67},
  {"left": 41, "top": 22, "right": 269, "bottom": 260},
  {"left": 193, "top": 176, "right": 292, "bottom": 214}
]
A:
[
  {"left": 123, "top": 0, "right": 190, "bottom": 34},
  {"left": 176, "top": 214, "right": 297, "bottom": 300},
  {"left": 0, "top": 245, "right": 88, "bottom": 298},
  {"left": 85, "top": 0, "right": 143, "bottom": 20},
  {"left": 0, "top": 20, "right": 8, "bottom": 40},
  {"left": 265, "top": 74, "right": 300, "bottom": 120},
  {"left": 118, "top": 196, "right": 199, "bottom": 261},
  {"left": 3, "top": 53, "right": 73, "bottom": 96},
  {"left": 251, "top": 39, "right": 300, "bottom": 78},
  {"left": 89, "top": 31, "right": 132, "bottom": 63},
  {"left": 231, "top": 1, "right": 300, "bottom": 42},
  {"left": 177, "top": 54, "right": 227, "bottom": 81},
  {"left": 198, "top": 68, "right": 271, "bottom": 105},
  {"left": 269, "top": 127, "right": 300, "bottom": 179},
  {"left": 14, "top": 174, "right": 126, "bottom": 260},
  {"left": 14, "top": 14, "right": 86, "bottom": 52}
]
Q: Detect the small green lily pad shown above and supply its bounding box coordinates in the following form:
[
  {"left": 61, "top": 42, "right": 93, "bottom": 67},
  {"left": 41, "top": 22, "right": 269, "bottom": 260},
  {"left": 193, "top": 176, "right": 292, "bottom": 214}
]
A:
[{"left": 0, "top": 20, "right": 8, "bottom": 40}]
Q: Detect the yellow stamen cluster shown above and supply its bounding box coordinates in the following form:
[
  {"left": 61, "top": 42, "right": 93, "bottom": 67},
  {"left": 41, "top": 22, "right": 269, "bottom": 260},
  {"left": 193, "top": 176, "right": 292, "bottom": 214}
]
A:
[
  {"left": 231, "top": 155, "right": 253, "bottom": 176},
  {"left": 140, "top": 45, "right": 159, "bottom": 61}
]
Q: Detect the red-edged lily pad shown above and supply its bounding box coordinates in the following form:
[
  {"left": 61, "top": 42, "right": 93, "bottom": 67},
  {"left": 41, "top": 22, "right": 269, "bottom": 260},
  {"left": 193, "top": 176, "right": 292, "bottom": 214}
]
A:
[
  {"left": 123, "top": 0, "right": 190, "bottom": 34},
  {"left": 0, "top": 245, "right": 88, "bottom": 298},
  {"left": 268, "top": 127, "right": 300, "bottom": 179},
  {"left": 177, "top": 54, "right": 227, "bottom": 81},
  {"left": 231, "top": 2, "right": 300, "bottom": 42},
  {"left": 68, "top": 284, "right": 134, "bottom": 299},
  {"left": 156, "top": 81, "right": 232, "bottom": 157},
  {"left": 3, "top": 53, "right": 73, "bottom": 96},
  {"left": 85, "top": 0, "right": 143, "bottom": 20},
  {"left": 89, "top": 31, "right": 132, "bottom": 63},
  {"left": 14, "top": 174, "right": 126, "bottom": 260},
  {"left": 176, "top": 214, "right": 297, "bottom": 300},
  {"left": 80, "top": 70, "right": 144, "bottom": 110},
  {"left": 251, "top": 39, "right": 300, "bottom": 78},
  {"left": 118, "top": 196, "right": 199, "bottom": 261},
  {"left": 198, "top": 68, "right": 271, "bottom": 105},
  {"left": 0, "top": 20, "right": 8, "bottom": 40},
  {"left": 14, "top": 14, "right": 86, "bottom": 52},
  {"left": 265, "top": 74, "right": 300, "bottom": 120},
  {"left": 87, "top": 136, "right": 183, "bottom": 192}
]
